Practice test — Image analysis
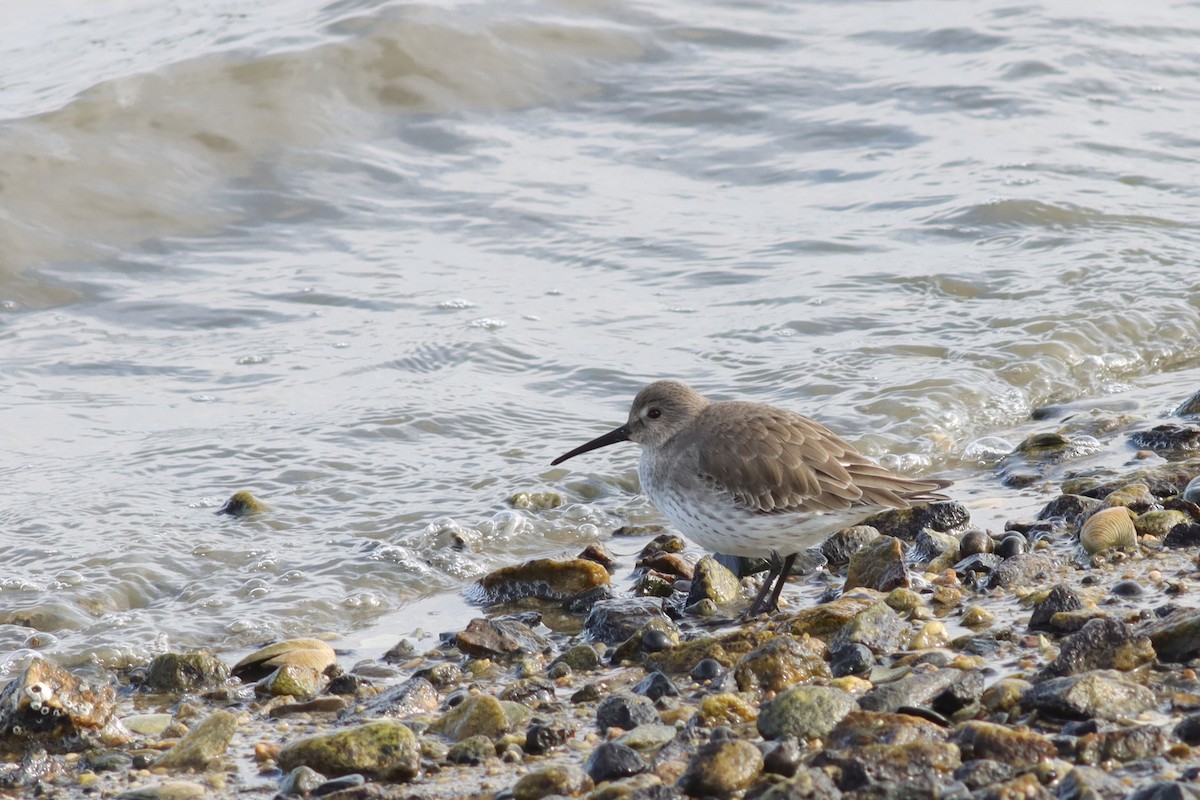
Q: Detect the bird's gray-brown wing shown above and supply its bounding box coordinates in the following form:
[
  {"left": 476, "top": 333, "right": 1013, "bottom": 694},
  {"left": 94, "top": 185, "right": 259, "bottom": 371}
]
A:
[{"left": 693, "top": 402, "right": 952, "bottom": 515}]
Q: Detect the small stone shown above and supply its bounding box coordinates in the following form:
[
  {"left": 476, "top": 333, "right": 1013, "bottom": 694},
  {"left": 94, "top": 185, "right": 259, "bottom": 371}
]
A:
[
  {"left": 830, "top": 644, "right": 873, "bottom": 678},
  {"left": 844, "top": 536, "right": 909, "bottom": 592},
  {"left": 471, "top": 558, "right": 610, "bottom": 603},
  {"left": 820, "top": 526, "right": 881, "bottom": 568},
  {"left": 762, "top": 738, "right": 802, "bottom": 777},
  {"left": 585, "top": 741, "right": 646, "bottom": 783},
  {"left": 988, "top": 553, "right": 1055, "bottom": 589},
  {"left": 277, "top": 720, "right": 420, "bottom": 781},
  {"left": 584, "top": 598, "right": 673, "bottom": 645},
  {"left": 734, "top": 636, "right": 830, "bottom": 692},
  {"left": 1022, "top": 670, "right": 1156, "bottom": 721},
  {"left": 1135, "top": 510, "right": 1190, "bottom": 539},
  {"left": 596, "top": 693, "right": 660, "bottom": 733},
  {"left": 121, "top": 714, "right": 174, "bottom": 737},
  {"left": 678, "top": 739, "right": 764, "bottom": 797},
  {"left": 339, "top": 676, "right": 437, "bottom": 722},
  {"left": 257, "top": 664, "right": 323, "bottom": 698},
  {"left": 312, "top": 774, "right": 366, "bottom": 796},
  {"left": 812, "top": 741, "right": 961, "bottom": 792},
  {"left": 1038, "top": 494, "right": 1103, "bottom": 523},
  {"left": 686, "top": 555, "right": 743, "bottom": 606},
  {"left": 1164, "top": 523, "right": 1200, "bottom": 549},
  {"left": 859, "top": 668, "right": 965, "bottom": 714},
  {"left": 955, "top": 759, "right": 1015, "bottom": 791},
  {"left": 116, "top": 781, "right": 208, "bottom": 800},
  {"left": 959, "top": 530, "right": 993, "bottom": 557},
  {"left": 690, "top": 658, "right": 726, "bottom": 683},
  {"left": 827, "top": 710, "right": 948, "bottom": 749},
  {"left": 1038, "top": 618, "right": 1155, "bottom": 678},
  {"left": 429, "top": 695, "right": 529, "bottom": 743},
  {"left": 508, "top": 491, "right": 563, "bottom": 510},
  {"left": 633, "top": 671, "right": 679, "bottom": 701},
  {"left": 217, "top": 490, "right": 266, "bottom": 516},
  {"left": 783, "top": 593, "right": 878, "bottom": 639},
  {"left": 697, "top": 693, "right": 759, "bottom": 728},
  {"left": 278, "top": 765, "right": 326, "bottom": 797},
  {"left": 511, "top": 764, "right": 592, "bottom": 800},
  {"left": 154, "top": 710, "right": 240, "bottom": 769},
  {"left": 757, "top": 685, "right": 857, "bottom": 740},
  {"left": 1058, "top": 765, "right": 1136, "bottom": 800},
  {"left": 231, "top": 639, "right": 336, "bottom": 683},
  {"left": 447, "top": 734, "right": 496, "bottom": 765},
  {"left": 455, "top": 617, "right": 553, "bottom": 660},
  {"left": 524, "top": 722, "right": 570, "bottom": 755},
  {"left": 961, "top": 606, "right": 995, "bottom": 629},
  {"left": 1129, "top": 424, "right": 1200, "bottom": 457},
  {"left": 954, "top": 720, "right": 1056, "bottom": 766},
  {"left": 1029, "top": 584, "right": 1084, "bottom": 632},
  {"left": 830, "top": 600, "right": 904, "bottom": 654},
  {"left": 1139, "top": 607, "right": 1200, "bottom": 663},
  {"left": 860, "top": 501, "right": 970, "bottom": 541},
  {"left": 144, "top": 653, "right": 230, "bottom": 692}
]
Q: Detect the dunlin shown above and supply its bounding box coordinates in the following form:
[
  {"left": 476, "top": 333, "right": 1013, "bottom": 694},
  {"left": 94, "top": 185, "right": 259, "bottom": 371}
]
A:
[{"left": 551, "top": 380, "right": 952, "bottom": 615}]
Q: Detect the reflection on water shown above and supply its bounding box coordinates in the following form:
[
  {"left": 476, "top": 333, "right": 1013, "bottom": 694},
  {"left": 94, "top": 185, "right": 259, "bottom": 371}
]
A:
[{"left": 1, "top": 0, "right": 1200, "bottom": 669}]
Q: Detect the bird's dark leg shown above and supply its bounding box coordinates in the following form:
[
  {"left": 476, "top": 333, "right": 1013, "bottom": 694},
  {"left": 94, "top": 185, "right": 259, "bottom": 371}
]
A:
[
  {"left": 765, "top": 552, "right": 797, "bottom": 612},
  {"left": 745, "top": 552, "right": 783, "bottom": 617}
]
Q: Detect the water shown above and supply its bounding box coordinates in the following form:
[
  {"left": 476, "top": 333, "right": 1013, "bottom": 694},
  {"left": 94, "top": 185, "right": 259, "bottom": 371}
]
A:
[{"left": 3, "top": 0, "right": 1200, "bottom": 672}]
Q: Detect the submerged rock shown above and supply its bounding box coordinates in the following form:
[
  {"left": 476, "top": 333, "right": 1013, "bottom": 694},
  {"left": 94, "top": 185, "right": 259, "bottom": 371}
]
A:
[
  {"left": 277, "top": 720, "right": 420, "bottom": 782},
  {"left": 455, "top": 616, "right": 553, "bottom": 659},
  {"left": 231, "top": 639, "right": 336, "bottom": 683},
  {"left": 1129, "top": 424, "right": 1200, "bottom": 458},
  {"left": 144, "top": 652, "right": 230, "bottom": 693},
  {"left": 0, "top": 657, "right": 128, "bottom": 749},
  {"left": 216, "top": 490, "right": 267, "bottom": 516},
  {"left": 471, "top": 558, "right": 611, "bottom": 604}
]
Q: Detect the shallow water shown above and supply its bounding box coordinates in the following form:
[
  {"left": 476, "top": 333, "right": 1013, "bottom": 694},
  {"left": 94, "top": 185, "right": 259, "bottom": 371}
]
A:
[{"left": 2, "top": 0, "right": 1200, "bottom": 672}]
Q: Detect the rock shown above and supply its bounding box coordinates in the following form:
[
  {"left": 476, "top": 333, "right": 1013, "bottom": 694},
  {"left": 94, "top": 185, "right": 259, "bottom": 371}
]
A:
[
  {"left": 277, "top": 765, "right": 326, "bottom": 797},
  {"left": 216, "top": 490, "right": 267, "bottom": 516},
  {"left": 844, "top": 536, "right": 909, "bottom": 592},
  {"left": 1028, "top": 584, "right": 1083, "bottom": 632},
  {"left": 696, "top": 692, "right": 758, "bottom": 728},
  {"left": 596, "top": 693, "right": 660, "bottom": 733},
  {"left": 1129, "top": 424, "right": 1200, "bottom": 457},
  {"left": 277, "top": 720, "right": 420, "bottom": 781},
  {"left": 339, "top": 676, "right": 438, "bottom": 723},
  {"left": 633, "top": 671, "right": 679, "bottom": 701},
  {"left": 988, "top": 553, "right": 1055, "bottom": 589},
  {"left": 500, "top": 677, "right": 556, "bottom": 706},
  {"left": 470, "top": 558, "right": 610, "bottom": 604},
  {"left": 508, "top": 491, "right": 563, "bottom": 510},
  {"left": 829, "top": 600, "right": 904, "bottom": 655},
  {"left": 1099, "top": 482, "right": 1157, "bottom": 511},
  {"left": 428, "top": 695, "right": 529, "bottom": 742},
  {"left": 827, "top": 711, "right": 948, "bottom": 748},
  {"left": 757, "top": 686, "right": 857, "bottom": 741},
  {"left": 859, "top": 501, "right": 970, "bottom": 541},
  {"left": 745, "top": 766, "right": 842, "bottom": 799},
  {"left": 155, "top": 710, "right": 239, "bottom": 769},
  {"left": 734, "top": 636, "right": 830, "bottom": 692},
  {"left": 584, "top": 598, "right": 673, "bottom": 646},
  {"left": 1022, "top": 670, "right": 1156, "bottom": 721},
  {"left": 231, "top": 639, "right": 336, "bottom": 683},
  {"left": 953, "top": 720, "right": 1055, "bottom": 766},
  {"left": 829, "top": 644, "right": 873, "bottom": 678},
  {"left": 524, "top": 722, "right": 571, "bottom": 755},
  {"left": 1076, "top": 725, "right": 1166, "bottom": 763},
  {"left": 954, "top": 759, "right": 1015, "bottom": 791},
  {"left": 1126, "top": 784, "right": 1200, "bottom": 800},
  {"left": 1058, "top": 765, "right": 1137, "bottom": 800},
  {"left": 953, "top": 553, "right": 1004, "bottom": 582},
  {"left": 1038, "top": 618, "right": 1155, "bottom": 678},
  {"left": 820, "top": 526, "right": 880, "bottom": 568},
  {"left": 782, "top": 593, "right": 878, "bottom": 639},
  {"left": 616, "top": 723, "right": 676, "bottom": 755},
  {"left": 121, "top": 714, "right": 174, "bottom": 736},
  {"left": 910, "top": 528, "right": 960, "bottom": 565},
  {"left": 585, "top": 741, "right": 646, "bottom": 783},
  {"left": 858, "top": 667, "right": 966, "bottom": 714},
  {"left": 958, "top": 530, "right": 993, "bottom": 557},
  {"left": 0, "top": 656, "right": 128, "bottom": 749},
  {"left": 144, "top": 652, "right": 230, "bottom": 692},
  {"left": 812, "top": 741, "right": 961, "bottom": 793},
  {"left": 685, "top": 555, "right": 742, "bottom": 606},
  {"left": 116, "top": 781, "right": 208, "bottom": 800},
  {"left": 1038, "top": 494, "right": 1103, "bottom": 523},
  {"left": 511, "top": 764, "right": 592, "bottom": 800},
  {"left": 646, "top": 628, "right": 773, "bottom": 675},
  {"left": 454, "top": 617, "right": 553, "bottom": 659},
  {"left": 311, "top": 774, "right": 365, "bottom": 795},
  {"left": 447, "top": 734, "right": 496, "bottom": 765},
  {"left": 995, "top": 533, "right": 1028, "bottom": 559},
  {"left": 1139, "top": 607, "right": 1200, "bottom": 663},
  {"left": 930, "top": 669, "right": 984, "bottom": 717},
  {"left": 257, "top": 664, "right": 323, "bottom": 698},
  {"left": 678, "top": 739, "right": 763, "bottom": 797},
  {"left": 1164, "top": 522, "right": 1200, "bottom": 549}
]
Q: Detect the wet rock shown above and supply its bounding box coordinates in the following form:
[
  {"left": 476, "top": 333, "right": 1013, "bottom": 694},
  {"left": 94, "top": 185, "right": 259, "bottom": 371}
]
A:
[
  {"left": 910, "top": 528, "right": 959, "bottom": 565},
  {"left": 511, "top": 764, "right": 592, "bottom": 800},
  {"left": 584, "top": 598, "right": 673, "bottom": 646},
  {"left": 1028, "top": 584, "right": 1083, "bottom": 632},
  {"left": 500, "top": 677, "right": 556, "bottom": 706},
  {"left": 117, "top": 781, "right": 208, "bottom": 800},
  {"left": 0, "top": 656, "right": 128, "bottom": 749},
  {"left": 1038, "top": 618, "right": 1155, "bottom": 679},
  {"left": 597, "top": 692, "right": 660, "bottom": 733},
  {"left": 470, "top": 557, "right": 611, "bottom": 604},
  {"left": 859, "top": 667, "right": 965, "bottom": 714},
  {"left": 610, "top": 617, "right": 684, "bottom": 664},
  {"left": 508, "top": 491, "right": 563, "bottom": 510},
  {"left": 829, "top": 644, "right": 873, "bottom": 678},
  {"left": 585, "top": 741, "right": 646, "bottom": 783},
  {"left": 277, "top": 720, "right": 419, "bottom": 782},
  {"left": 954, "top": 759, "right": 1015, "bottom": 791},
  {"left": 1164, "top": 522, "right": 1200, "bottom": 549},
  {"left": 678, "top": 739, "right": 763, "bottom": 797},
  {"left": 696, "top": 692, "right": 758, "bottom": 728},
  {"left": 616, "top": 723, "right": 676, "bottom": 755},
  {"left": 860, "top": 501, "right": 970, "bottom": 541},
  {"left": 232, "top": 639, "right": 336, "bottom": 683},
  {"left": 1058, "top": 765, "right": 1135, "bottom": 800},
  {"left": 257, "top": 664, "right": 323, "bottom": 698},
  {"left": 455, "top": 616, "right": 553, "bottom": 660},
  {"left": 757, "top": 686, "right": 857, "bottom": 741},
  {"left": 1126, "top": 784, "right": 1200, "bottom": 800},
  {"left": 1076, "top": 724, "right": 1166, "bottom": 763},
  {"left": 829, "top": 600, "right": 904, "bottom": 655},
  {"left": 685, "top": 555, "right": 742, "bottom": 607},
  {"left": 447, "top": 734, "right": 496, "bottom": 765},
  {"left": 995, "top": 533, "right": 1028, "bottom": 559},
  {"left": 813, "top": 741, "right": 961, "bottom": 794},
  {"left": 1130, "top": 424, "right": 1200, "bottom": 458},
  {"left": 827, "top": 710, "right": 947, "bottom": 748},
  {"left": 958, "top": 530, "right": 994, "bottom": 558},
  {"left": 734, "top": 636, "right": 830, "bottom": 692},
  {"left": 745, "top": 766, "right": 842, "bottom": 799},
  {"left": 820, "top": 526, "right": 880, "bottom": 569},
  {"left": 931, "top": 669, "right": 984, "bottom": 718},
  {"left": 339, "top": 676, "right": 437, "bottom": 723},
  {"left": 1022, "top": 670, "right": 1155, "bottom": 721},
  {"left": 144, "top": 652, "right": 230, "bottom": 692},
  {"left": 1038, "top": 494, "right": 1103, "bottom": 524},
  {"left": 988, "top": 552, "right": 1055, "bottom": 589},
  {"left": 633, "top": 671, "right": 678, "bottom": 701},
  {"left": 278, "top": 765, "right": 326, "bottom": 797},
  {"left": 953, "top": 720, "right": 1055, "bottom": 766},
  {"left": 121, "top": 714, "right": 173, "bottom": 736},
  {"left": 311, "top": 774, "right": 365, "bottom": 795},
  {"left": 154, "top": 709, "right": 239, "bottom": 769},
  {"left": 692, "top": 658, "right": 726, "bottom": 683},
  {"left": 1139, "top": 607, "right": 1200, "bottom": 663},
  {"left": 430, "top": 695, "right": 529, "bottom": 742},
  {"left": 524, "top": 721, "right": 571, "bottom": 755},
  {"left": 844, "top": 536, "right": 909, "bottom": 592},
  {"left": 782, "top": 593, "right": 878, "bottom": 639},
  {"left": 217, "top": 490, "right": 267, "bottom": 516},
  {"left": 646, "top": 628, "right": 773, "bottom": 675}
]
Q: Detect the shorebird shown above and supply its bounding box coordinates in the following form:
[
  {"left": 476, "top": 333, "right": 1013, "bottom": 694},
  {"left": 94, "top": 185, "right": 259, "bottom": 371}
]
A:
[{"left": 551, "top": 380, "right": 952, "bottom": 615}]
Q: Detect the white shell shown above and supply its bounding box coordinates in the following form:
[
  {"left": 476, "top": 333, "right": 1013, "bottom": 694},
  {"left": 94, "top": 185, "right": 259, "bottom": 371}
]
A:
[{"left": 1080, "top": 507, "right": 1137, "bottom": 554}]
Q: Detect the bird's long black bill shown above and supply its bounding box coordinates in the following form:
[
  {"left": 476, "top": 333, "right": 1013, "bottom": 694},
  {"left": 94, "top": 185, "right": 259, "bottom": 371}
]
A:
[{"left": 550, "top": 424, "right": 631, "bottom": 465}]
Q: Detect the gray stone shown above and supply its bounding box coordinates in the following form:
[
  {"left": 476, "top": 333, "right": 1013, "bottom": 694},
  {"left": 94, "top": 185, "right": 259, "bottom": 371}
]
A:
[{"left": 757, "top": 686, "right": 857, "bottom": 741}]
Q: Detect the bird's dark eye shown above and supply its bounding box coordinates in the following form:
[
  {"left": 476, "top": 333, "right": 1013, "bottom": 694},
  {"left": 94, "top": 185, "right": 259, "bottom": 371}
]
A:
[{"left": 647, "top": 408, "right": 662, "bottom": 419}]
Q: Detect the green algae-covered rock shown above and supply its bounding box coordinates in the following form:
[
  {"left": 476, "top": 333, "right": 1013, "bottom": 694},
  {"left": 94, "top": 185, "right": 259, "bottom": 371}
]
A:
[
  {"left": 679, "top": 739, "right": 764, "bottom": 796},
  {"left": 257, "top": 664, "right": 323, "bottom": 698},
  {"left": 428, "top": 694, "right": 530, "bottom": 743},
  {"left": 734, "top": 635, "right": 830, "bottom": 692},
  {"left": 217, "top": 490, "right": 267, "bottom": 517},
  {"left": 508, "top": 491, "right": 564, "bottom": 510},
  {"left": 686, "top": 555, "right": 742, "bottom": 607},
  {"left": 145, "top": 652, "right": 230, "bottom": 692},
  {"left": 757, "top": 685, "right": 857, "bottom": 741},
  {"left": 154, "top": 710, "right": 239, "bottom": 769},
  {"left": 511, "top": 763, "right": 592, "bottom": 800},
  {"left": 277, "top": 720, "right": 419, "bottom": 781}
]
